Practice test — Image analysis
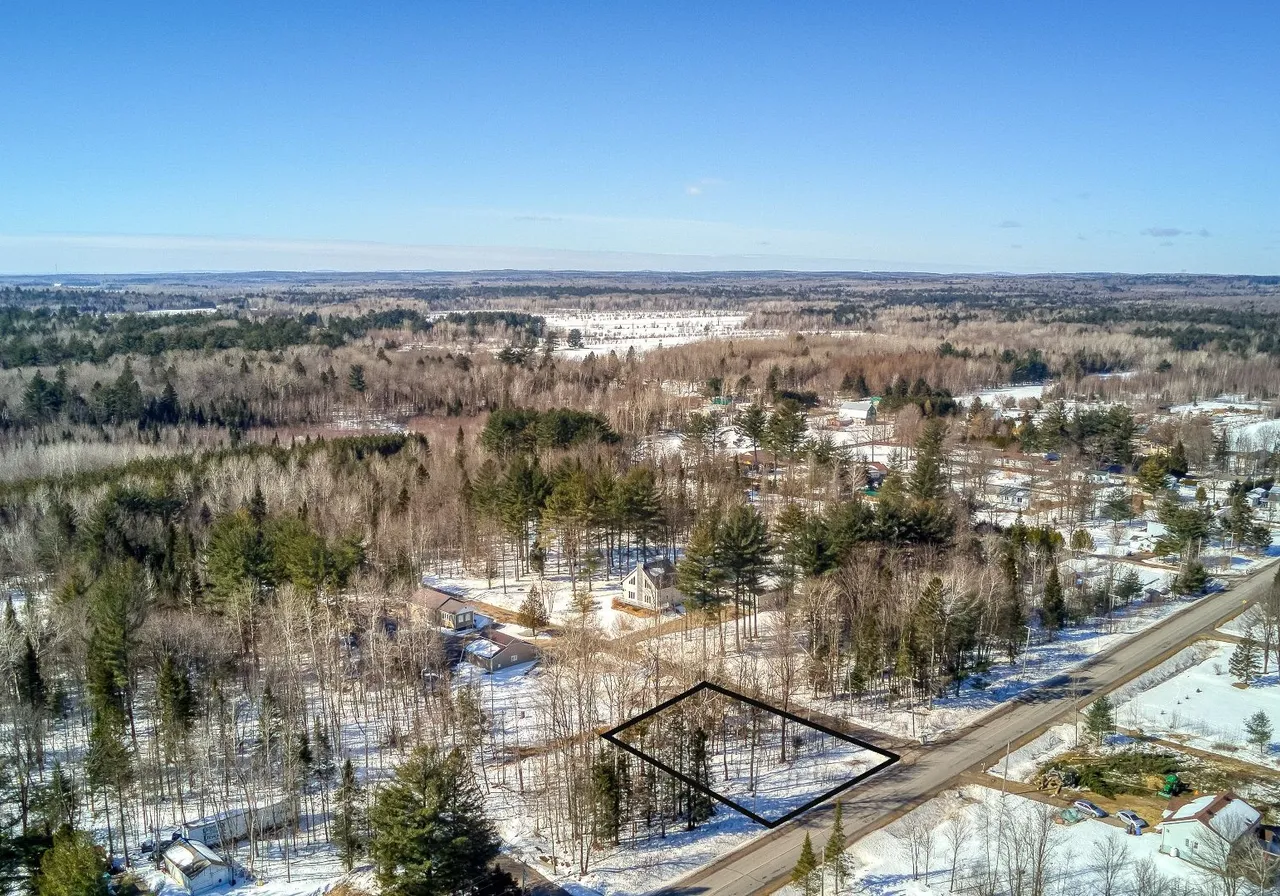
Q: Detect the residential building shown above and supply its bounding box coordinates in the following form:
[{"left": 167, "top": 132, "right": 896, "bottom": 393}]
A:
[
  {"left": 409, "top": 586, "right": 477, "bottom": 631},
  {"left": 838, "top": 399, "right": 878, "bottom": 424},
  {"left": 865, "top": 461, "right": 890, "bottom": 489},
  {"left": 620, "top": 558, "right": 683, "bottom": 611},
  {"left": 1159, "top": 792, "right": 1261, "bottom": 866},
  {"left": 464, "top": 630, "right": 539, "bottom": 673}
]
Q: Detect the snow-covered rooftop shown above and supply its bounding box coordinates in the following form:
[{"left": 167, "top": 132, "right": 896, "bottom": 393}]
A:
[{"left": 1164, "top": 793, "right": 1260, "bottom": 839}]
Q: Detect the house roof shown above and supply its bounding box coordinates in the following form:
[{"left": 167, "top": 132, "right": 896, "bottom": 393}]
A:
[
  {"left": 411, "top": 587, "right": 473, "bottom": 615},
  {"left": 164, "top": 838, "right": 227, "bottom": 875},
  {"left": 637, "top": 558, "right": 677, "bottom": 588},
  {"left": 644, "top": 558, "right": 675, "bottom": 577},
  {"left": 734, "top": 449, "right": 785, "bottom": 466},
  {"left": 465, "top": 630, "right": 534, "bottom": 660},
  {"left": 1163, "top": 792, "right": 1260, "bottom": 839}
]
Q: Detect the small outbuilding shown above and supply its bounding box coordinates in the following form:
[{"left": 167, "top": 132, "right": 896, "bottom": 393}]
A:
[
  {"left": 162, "top": 838, "right": 232, "bottom": 894},
  {"left": 409, "top": 586, "right": 477, "bottom": 631},
  {"left": 464, "top": 630, "right": 538, "bottom": 673}
]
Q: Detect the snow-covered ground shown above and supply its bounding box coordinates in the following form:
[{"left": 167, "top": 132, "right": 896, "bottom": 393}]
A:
[
  {"left": 1114, "top": 639, "right": 1280, "bottom": 766},
  {"left": 613, "top": 690, "right": 882, "bottom": 823},
  {"left": 985, "top": 723, "right": 1081, "bottom": 783},
  {"left": 778, "top": 784, "right": 1205, "bottom": 896},
  {"left": 1166, "top": 395, "right": 1280, "bottom": 453},
  {"left": 421, "top": 555, "right": 681, "bottom": 636},
  {"left": 543, "top": 312, "right": 750, "bottom": 360},
  {"left": 956, "top": 383, "right": 1046, "bottom": 407}
]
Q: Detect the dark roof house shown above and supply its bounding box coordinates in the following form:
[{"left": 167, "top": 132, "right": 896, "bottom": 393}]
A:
[
  {"left": 409, "top": 586, "right": 477, "bottom": 631},
  {"left": 463, "top": 630, "right": 539, "bottom": 673}
]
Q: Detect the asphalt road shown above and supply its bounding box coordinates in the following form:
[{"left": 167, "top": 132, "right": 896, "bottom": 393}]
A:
[{"left": 652, "top": 565, "right": 1275, "bottom": 896}]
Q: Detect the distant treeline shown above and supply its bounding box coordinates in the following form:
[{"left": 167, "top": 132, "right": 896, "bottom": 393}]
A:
[
  {"left": 0, "top": 307, "right": 545, "bottom": 369},
  {"left": 10, "top": 361, "right": 263, "bottom": 434}
]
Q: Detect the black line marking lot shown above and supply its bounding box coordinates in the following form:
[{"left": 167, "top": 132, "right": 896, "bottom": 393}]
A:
[{"left": 602, "top": 681, "right": 900, "bottom": 827}]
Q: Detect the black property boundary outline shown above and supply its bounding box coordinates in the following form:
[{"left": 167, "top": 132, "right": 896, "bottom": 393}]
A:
[{"left": 601, "top": 681, "right": 900, "bottom": 828}]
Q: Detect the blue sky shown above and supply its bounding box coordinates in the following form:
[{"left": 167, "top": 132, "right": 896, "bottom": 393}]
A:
[{"left": 1, "top": 1, "right": 1276, "bottom": 274}]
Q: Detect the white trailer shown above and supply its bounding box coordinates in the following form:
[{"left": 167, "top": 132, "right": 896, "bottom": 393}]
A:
[{"left": 181, "top": 799, "right": 294, "bottom": 846}]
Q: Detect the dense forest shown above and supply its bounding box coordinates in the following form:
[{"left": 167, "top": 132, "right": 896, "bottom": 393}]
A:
[{"left": 0, "top": 274, "right": 1278, "bottom": 895}]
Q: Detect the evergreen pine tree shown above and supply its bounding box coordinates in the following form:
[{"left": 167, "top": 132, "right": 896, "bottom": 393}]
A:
[
  {"left": 792, "top": 833, "right": 819, "bottom": 896},
  {"left": 823, "top": 801, "right": 849, "bottom": 893},
  {"left": 348, "top": 364, "right": 367, "bottom": 393},
  {"left": 16, "top": 636, "right": 46, "bottom": 708},
  {"left": 156, "top": 653, "right": 195, "bottom": 758},
  {"left": 1084, "top": 695, "right": 1115, "bottom": 746},
  {"left": 1042, "top": 565, "right": 1067, "bottom": 633},
  {"left": 36, "top": 827, "right": 108, "bottom": 896},
  {"left": 735, "top": 403, "right": 769, "bottom": 469},
  {"left": 334, "top": 758, "right": 366, "bottom": 872},
  {"left": 716, "top": 503, "right": 771, "bottom": 645},
  {"left": 35, "top": 762, "right": 78, "bottom": 835},
  {"left": 368, "top": 747, "right": 499, "bottom": 896},
  {"left": 1245, "top": 711, "right": 1273, "bottom": 757},
  {"left": 1229, "top": 636, "right": 1261, "bottom": 684},
  {"left": 589, "top": 750, "right": 627, "bottom": 845},
  {"left": 996, "top": 544, "right": 1026, "bottom": 661},
  {"left": 909, "top": 419, "right": 949, "bottom": 502},
  {"left": 312, "top": 719, "right": 336, "bottom": 787},
  {"left": 676, "top": 514, "right": 726, "bottom": 651},
  {"left": 517, "top": 590, "right": 549, "bottom": 635},
  {"left": 686, "top": 727, "right": 714, "bottom": 828}
]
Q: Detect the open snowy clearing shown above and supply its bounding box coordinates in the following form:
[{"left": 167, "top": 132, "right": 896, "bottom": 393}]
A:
[
  {"left": 1114, "top": 639, "right": 1280, "bottom": 766},
  {"left": 777, "top": 784, "right": 1205, "bottom": 896},
  {"left": 543, "top": 311, "right": 750, "bottom": 360}
]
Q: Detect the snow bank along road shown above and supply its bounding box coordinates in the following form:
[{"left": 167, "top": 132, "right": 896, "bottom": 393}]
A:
[{"left": 651, "top": 564, "right": 1276, "bottom": 896}]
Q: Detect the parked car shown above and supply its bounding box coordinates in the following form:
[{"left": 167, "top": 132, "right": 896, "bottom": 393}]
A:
[
  {"left": 1117, "top": 810, "right": 1148, "bottom": 828},
  {"left": 1073, "top": 799, "right": 1107, "bottom": 818}
]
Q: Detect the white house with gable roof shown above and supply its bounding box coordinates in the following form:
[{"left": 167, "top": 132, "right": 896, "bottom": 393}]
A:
[
  {"left": 1159, "top": 792, "right": 1261, "bottom": 866},
  {"left": 620, "top": 558, "right": 683, "bottom": 611}
]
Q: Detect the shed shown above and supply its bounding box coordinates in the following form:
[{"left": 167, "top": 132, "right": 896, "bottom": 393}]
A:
[
  {"left": 464, "top": 630, "right": 538, "bottom": 673},
  {"left": 1159, "top": 792, "right": 1261, "bottom": 866},
  {"left": 409, "top": 586, "right": 477, "bottom": 631},
  {"left": 162, "top": 838, "right": 232, "bottom": 894}
]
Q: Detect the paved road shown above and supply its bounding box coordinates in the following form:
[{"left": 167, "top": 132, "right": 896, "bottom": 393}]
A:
[{"left": 652, "top": 566, "right": 1275, "bottom": 896}]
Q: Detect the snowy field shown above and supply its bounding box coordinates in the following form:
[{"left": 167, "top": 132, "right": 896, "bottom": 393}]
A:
[
  {"left": 777, "top": 784, "right": 1207, "bottom": 896},
  {"left": 1114, "top": 639, "right": 1280, "bottom": 765},
  {"left": 956, "top": 383, "right": 1047, "bottom": 407},
  {"left": 543, "top": 311, "right": 750, "bottom": 360}
]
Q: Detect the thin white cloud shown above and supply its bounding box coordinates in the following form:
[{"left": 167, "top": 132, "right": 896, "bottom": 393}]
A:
[
  {"left": 1142, "top": 227, "right": 1212, "bottom": 239},
  {"left": 0, "top": 232, "right": 998, "bottom": 275},
  {"left": 685, "top": 177, "right": 725, "bottom": 197}
]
